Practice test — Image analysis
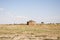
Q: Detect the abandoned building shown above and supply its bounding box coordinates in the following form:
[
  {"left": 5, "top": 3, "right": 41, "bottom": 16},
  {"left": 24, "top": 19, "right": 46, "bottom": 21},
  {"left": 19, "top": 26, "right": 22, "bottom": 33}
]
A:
[{"left": 27, "top": 20, "right": 36, "bottom": 26}]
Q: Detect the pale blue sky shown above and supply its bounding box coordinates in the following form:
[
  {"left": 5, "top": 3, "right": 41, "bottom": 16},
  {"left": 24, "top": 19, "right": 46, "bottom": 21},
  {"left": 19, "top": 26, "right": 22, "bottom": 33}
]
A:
[{"left": 0, "top": 0, "right": 60, "bottom": 24}]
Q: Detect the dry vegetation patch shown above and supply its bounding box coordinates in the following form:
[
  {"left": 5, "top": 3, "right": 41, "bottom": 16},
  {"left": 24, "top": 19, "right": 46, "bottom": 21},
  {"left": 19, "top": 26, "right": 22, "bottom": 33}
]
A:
[{"left": 0, "top": 24, "right": 60, "bottom": 40}]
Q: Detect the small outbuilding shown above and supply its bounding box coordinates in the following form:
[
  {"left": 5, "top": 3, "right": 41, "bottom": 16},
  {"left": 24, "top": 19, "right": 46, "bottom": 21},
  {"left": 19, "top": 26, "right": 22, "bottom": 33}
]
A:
[{"left": 27, "top": 20, "right": 36, "bottom": 26}]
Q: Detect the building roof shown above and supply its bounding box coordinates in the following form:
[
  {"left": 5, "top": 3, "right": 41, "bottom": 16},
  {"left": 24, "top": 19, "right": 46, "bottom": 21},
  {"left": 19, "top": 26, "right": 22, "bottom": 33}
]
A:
[{"left": 28, "top": 20, "right": 36, "bottom": 22}]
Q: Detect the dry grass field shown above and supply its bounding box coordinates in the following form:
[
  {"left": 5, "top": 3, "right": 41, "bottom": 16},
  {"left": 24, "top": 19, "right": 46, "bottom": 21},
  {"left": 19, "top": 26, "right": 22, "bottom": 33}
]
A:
[{"left": 0, "top": 24, "right": 60, "bottom": 40}]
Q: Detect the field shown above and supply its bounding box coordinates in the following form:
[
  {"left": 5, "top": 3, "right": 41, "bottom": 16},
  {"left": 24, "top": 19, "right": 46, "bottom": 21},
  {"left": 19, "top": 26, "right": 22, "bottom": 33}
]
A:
[{"left": 0, "top": 24, "right": 60, "bottom": 40}]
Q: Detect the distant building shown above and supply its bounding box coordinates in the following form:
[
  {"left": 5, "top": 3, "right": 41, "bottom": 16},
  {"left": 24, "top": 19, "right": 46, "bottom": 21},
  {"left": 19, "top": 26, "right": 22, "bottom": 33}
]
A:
[
  {"left": 27, "top": 20, "right": 36, "bottom": 26},
  {"left": 41, "top": 22, "right": 44, "bottom": 24}
]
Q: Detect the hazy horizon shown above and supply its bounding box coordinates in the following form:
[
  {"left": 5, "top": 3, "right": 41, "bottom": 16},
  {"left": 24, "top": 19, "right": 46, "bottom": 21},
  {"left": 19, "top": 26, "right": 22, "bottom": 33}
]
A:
[{"left": 0, "top": 0, "right": 60, "bottom": 24}]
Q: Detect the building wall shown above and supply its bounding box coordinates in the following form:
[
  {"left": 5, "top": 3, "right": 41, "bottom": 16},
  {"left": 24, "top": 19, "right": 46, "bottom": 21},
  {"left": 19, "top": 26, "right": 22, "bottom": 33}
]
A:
[{"left": 27, "top": 21, "right": 36, "bottom": 26}]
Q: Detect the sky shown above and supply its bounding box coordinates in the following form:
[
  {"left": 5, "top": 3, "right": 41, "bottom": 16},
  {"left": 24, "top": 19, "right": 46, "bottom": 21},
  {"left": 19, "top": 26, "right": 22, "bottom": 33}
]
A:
[{"left": 0, "top": 0, "right": 60, "bottom": 24}]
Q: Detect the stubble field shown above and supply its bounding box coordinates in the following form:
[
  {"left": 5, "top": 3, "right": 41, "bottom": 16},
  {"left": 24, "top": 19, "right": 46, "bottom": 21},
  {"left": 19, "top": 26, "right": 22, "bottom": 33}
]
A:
[{"left": 0, "top": 24, "right": 60, "bottom": 40}]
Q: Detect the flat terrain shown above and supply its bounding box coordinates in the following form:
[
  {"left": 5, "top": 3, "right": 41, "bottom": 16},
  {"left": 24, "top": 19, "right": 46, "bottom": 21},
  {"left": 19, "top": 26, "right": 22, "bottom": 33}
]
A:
[{"left": 0, "top": 24, "right": 60, "bottom": 40}]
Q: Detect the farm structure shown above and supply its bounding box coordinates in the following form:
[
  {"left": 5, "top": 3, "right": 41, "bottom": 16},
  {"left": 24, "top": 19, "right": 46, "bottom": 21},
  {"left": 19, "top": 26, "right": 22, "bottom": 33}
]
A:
[{"left": 27, "top": 20, "right": 36, "bottom": 26}]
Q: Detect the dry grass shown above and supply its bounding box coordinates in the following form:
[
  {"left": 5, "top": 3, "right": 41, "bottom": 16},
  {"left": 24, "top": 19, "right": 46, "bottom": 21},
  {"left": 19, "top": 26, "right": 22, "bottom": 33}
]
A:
[
  {"left": 0, "top": 24, "right": 60, "bottom": 35},
  {"left": 0, "top": 24, "right": 60, "bottom": 40}
]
